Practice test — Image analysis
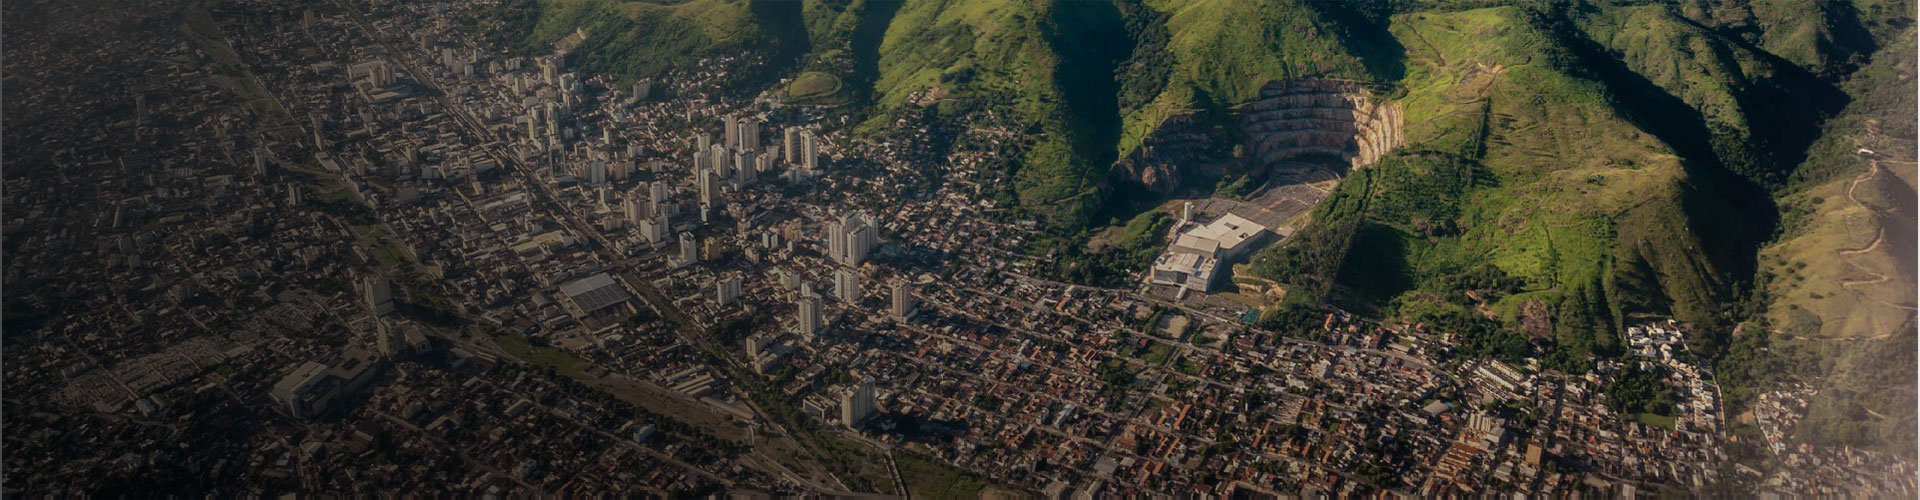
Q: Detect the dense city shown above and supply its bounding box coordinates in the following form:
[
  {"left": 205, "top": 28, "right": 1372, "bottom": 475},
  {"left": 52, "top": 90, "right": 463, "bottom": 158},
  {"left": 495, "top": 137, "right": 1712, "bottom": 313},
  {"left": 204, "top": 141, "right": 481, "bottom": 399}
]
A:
[{"left": 3, "top": 0, "right": 1915, "bottom": 497}]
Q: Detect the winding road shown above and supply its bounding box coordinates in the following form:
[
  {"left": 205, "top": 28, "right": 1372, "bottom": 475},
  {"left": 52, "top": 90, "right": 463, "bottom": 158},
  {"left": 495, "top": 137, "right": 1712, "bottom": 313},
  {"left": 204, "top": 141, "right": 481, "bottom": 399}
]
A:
[{"left": 1832, "top": 122, "right": 1917, "bottom": 318}]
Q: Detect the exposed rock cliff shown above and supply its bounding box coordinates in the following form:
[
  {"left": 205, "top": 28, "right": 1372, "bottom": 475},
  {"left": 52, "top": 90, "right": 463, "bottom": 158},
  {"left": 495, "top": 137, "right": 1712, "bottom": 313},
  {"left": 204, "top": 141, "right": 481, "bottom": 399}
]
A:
[
  {"left": 1109, "top": 112, "right": 1231, "bottom": 193},
  {"left": 1241, "top": 79, "right": 1402, "bottom": 171},
  {"left": 1111, "top": 79, "right": 1402, "bottom": 194}
]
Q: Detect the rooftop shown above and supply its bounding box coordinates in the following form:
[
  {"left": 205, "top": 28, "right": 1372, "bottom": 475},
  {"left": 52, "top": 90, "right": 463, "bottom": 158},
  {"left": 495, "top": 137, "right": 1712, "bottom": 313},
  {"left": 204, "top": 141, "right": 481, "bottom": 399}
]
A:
[{"left": 558, "top": 273, "right": 632, "bottom": 313}]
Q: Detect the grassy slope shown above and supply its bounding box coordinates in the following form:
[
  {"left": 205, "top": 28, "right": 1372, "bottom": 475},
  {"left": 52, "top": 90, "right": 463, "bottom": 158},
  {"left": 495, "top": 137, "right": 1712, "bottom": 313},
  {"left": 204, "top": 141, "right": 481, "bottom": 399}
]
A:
[
  {"left": 1116, "top": 0, "right": 1397, "bottom": 158},
  {"left": 1740, "top": 14, "right": 1915, "bottom": 457},
  {"left": 484, "top": 0, "right": 807, "bottom": 88},
  {"left": 786, "top": 71, "right": 842, "bottom": 101},
  {"left": 1677, "top": 0, "right": 1900, "bottom": 78},
  {"left": 1245, "top": 6, "right": 1757, "bottom": 363},
  {"left": 1758, "top": 27, "right": 1915, "bottom": 341},
  {"left": 865, "top": 0, "right": 1110, "bottom": 227},
  {"left": 896, "top": 453, "right": 992, "bottom": 500},
  {"left": 1303, "top": 2, "right": 1916, "bottom": 456},
  {"left": 786, "top": 0, "right": 901, "bottom": 105},
  {"left": 1571, "top": 4, "right": 1844, "bottom": 190}
]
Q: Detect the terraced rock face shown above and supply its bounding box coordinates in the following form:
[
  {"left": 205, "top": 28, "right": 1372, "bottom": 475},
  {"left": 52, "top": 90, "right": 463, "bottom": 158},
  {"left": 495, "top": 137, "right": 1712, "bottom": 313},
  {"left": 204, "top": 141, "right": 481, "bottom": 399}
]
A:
[
  {"left": 1240, "top": 79, "right": 1402, "bottom": 171},
  {"left": 1110, "top": 78, "right": 1403, "bottom": 193}
]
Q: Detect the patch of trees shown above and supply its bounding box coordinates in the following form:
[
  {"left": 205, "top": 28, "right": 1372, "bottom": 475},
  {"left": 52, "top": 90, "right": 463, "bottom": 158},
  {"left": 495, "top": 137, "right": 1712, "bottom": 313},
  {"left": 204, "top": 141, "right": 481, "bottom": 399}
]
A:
[
  {"left": 1213, "top": 168, "right": 1270, "bottom": 200},
  {"left": 705, "top": 312, "right": 766, "bottom": 348},
  {"left": 1248, "top": 168, "right": 1375, "bottom": 304},
  {"left": 1112, "top": 1, "right": 1171, "bottom": 113},
  {"left": 1605, "top": 363, "right": 1678, "bottom": 417},
  {"left": 1255, "top": 297, "right": 1330, "bottom": 342},
  {"left": 1096, "top": 359, "right": 1135, "bottom": 390},
  {"left": 1042, "top": 210, "right": 1172, "bottom": 288},
  {"left": 1411, "top": 303, "right": 1531, "bottom": 364},
  {"left": 396, "top": 265, "right": 459, "bottom": 327},
  {"left": 1541, "top": 278, "right": 1619, "bottom": 373},
  {"left": 1365, "top": 153, "right": 1478, "bottom": 236},
  {"left": 1427, "top": 264, "right": 1526, "bottom": 305}
]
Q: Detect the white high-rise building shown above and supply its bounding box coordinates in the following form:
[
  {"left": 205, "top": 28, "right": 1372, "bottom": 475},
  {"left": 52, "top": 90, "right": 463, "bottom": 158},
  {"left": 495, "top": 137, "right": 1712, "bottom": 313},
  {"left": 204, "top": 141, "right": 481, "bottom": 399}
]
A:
[
  {"left": 722, "top": 114, "right": 740, "bottom": 149},
  {"left": 697, "top": 169, "right": 720, "bottom": 208},
  {"left": 364, "top": 275, "right": 394, "bottom": 315},
  {"left": 841, "top": 376, "right": 876, "bottom": 429},
  {"left": 374, "top": 318, "right": 402, "bottom": 357},
  {"left": 623, "top": 195, "right": 646, "bottom": 225},
  {"left": 636, "top": 78, "right": 654, "bottom": 98},
  {"left": 648, "top": 181, "right": 669, "bottom": 216},
  {"left": 746, "top": 334, "right": 768, "bottom": 360},
  {"left": 827, "top": 219, "right": 844, "bottom": 266},
  {"left": 587, "top": 158, "right": 607, "bottom": 186},
  {"left": 797, "top": 292, "right": 823, "bottom": 339},
  {"left": 801, "top": 130, "right": 820, "bottom": 171},
  {"left": 827, "top": 212, "right": 878, "bottom": 266},
  {"left": 740, "top": 118, "right": 760, "bottom": 151},
  {"left": 678, "top": 232, "right": 698, "bottom": 262},
  {"left": 709, "top": 144, "right": 731, "bottom": 178},
  {"left": 891, "top": 280, "right": 915, "bottom": 320},
  {"left": 733, "top": 150, "right": 757, "bottom": 186},
  {"left": 350, "top": 59, "right": 396, "bottom": 88},
  {"left": 834, "top": 267, "right": 860, "bottom": 303},
  {"left": 783, "top": 128, "right": 800, "bottom": 163},
  {"left": 757, "top": 152, "right": 776, "bottom": 178},
  {"left": 639, "top": 213, "right": 669, "bottom": 243},
  {"left": 716, "top": 275, "right": 743, "bottom": 306},
  {"left": 614, "top": 158, "right": 635, "bottom": 180}
]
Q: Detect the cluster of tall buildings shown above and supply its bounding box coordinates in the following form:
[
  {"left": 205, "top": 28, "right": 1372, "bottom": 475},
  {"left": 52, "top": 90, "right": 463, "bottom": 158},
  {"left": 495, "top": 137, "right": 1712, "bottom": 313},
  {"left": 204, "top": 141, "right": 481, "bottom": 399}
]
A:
[
  {"left": 623, "top": 181, "right": 671, "bottom": 244},
  {"left": 783, "top": 127, "right": 820, "bottom": 173},
  {"left": 690, "top": 114, "right": 782, "bottom": 215},
  {"left": 826, "top": 211, "right": 878, "bottom": 266},
  {"left": 745, "top": 333, "right": 782, "bottom": 375},
  {"left": 438, "top": 46, "right": 480, "bottom": 79},
  {"left": 781, "top": 212, "right": 887, "bottom": 339},
  {"left": 833, "top": 268, "right": 860, "bottom": 303}
]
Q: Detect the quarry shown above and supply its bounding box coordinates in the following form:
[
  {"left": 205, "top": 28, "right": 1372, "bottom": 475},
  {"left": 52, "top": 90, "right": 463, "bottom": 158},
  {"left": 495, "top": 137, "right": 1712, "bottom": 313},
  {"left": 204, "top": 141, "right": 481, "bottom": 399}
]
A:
[{"left": 1143, "top": 79, "right": 1403, "bottom": 297}]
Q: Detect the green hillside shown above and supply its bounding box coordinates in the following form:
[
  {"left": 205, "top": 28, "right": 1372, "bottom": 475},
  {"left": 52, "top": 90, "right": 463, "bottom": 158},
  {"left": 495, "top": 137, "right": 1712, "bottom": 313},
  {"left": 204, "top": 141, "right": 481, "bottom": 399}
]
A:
[
  {"left": 1747, "top": 26, "right": 1915, "bottom": 455},
  {"left": 480, "top": 1, "right": 1918, "bottom": 451},
  {"left": 783, "top": 0, "right": 902, "bottom": 105},
  {"left": 1244, "top": 5, "right": 1751, "bottom": 369},
  {"left": 1760, "top": 27, "right": 1917, "bottom": 342},
  {"left": 860, "top": 0, "right": 1120, "bottom": 228},
  {"left": 473, "top": 0, "right": 809, "bottom": 89},
  {"left": 1115, "top": 0, "right": 1400, "bottom": 158},
  {"left": 1571, "top": 5, "right": 1845, "bottom": 190},
  {"left": 1676, "top": 0, "right": 1895, "bottom": 78}
]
